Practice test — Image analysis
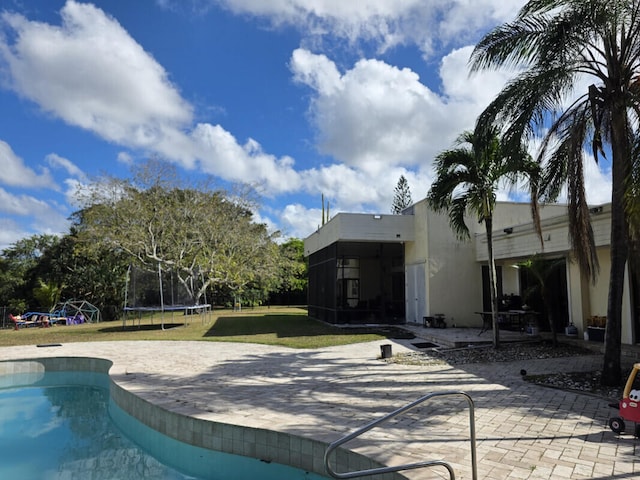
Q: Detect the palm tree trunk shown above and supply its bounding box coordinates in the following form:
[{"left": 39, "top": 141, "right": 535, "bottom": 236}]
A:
[
  {"left": 602, "top": 100, "right": 630, "bottom": 386},
  {"left": 538, "top": 284, "right": 558, "bottom": 346},
  {"left": 485, "top": 217, "right": 500, "bottom": 348}
]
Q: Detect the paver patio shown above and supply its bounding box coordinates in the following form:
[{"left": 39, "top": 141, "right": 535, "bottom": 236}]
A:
[{"left": 0, "top": 328, "right": 637, "bottom": 479}]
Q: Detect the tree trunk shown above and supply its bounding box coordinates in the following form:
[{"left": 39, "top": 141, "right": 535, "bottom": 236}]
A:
[
  {"left": 485, "top": 217, "right": 500, "bottom": 349},
  {"left": 541, "top": 286, "right": 558, "bottom": 347},
  {"left": 602, "top": 100, "right": 630, "bottom": 386}
]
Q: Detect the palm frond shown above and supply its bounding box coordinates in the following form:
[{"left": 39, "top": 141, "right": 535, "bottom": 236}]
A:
[
  {"left": 449, "top": 197, "right": 471, "bottom": 240},
  {"left": 541, "top": 114, "right": 599, "bottom": 279},
  {"left": 477, "top": 66, "right": 577, "bottom": 151}
]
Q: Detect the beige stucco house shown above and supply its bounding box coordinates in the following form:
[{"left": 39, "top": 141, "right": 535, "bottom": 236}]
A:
[{"left": 304, "top": 197, "right": 639, "bottom": 345}]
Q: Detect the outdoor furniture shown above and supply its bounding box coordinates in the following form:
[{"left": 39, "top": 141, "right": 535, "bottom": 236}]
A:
[
  {"left": 504, "top": 310, "right": 539, "bottom": 332},
  {"left": 475, "top": 310, "right": 539, "bottom": 335},
  {"left": 475, "top": 312, "right": 493, "bottom": 335},
  {"left": 423, "top": 314, "right": 446, "bottom": 328},
  {"left": 433, "top": 314, "right": 446, "bottom": 328},
  {"left": 10, "top": 313, "right": 48, "bottom": 329},
  {"left": 49, "top": 316, "right": 68, "bottom": 325}
]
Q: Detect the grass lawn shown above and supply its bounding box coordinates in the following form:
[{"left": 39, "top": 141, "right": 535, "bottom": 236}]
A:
[{"left": 0, "top": 307, "right": 406, "bottom": 349}]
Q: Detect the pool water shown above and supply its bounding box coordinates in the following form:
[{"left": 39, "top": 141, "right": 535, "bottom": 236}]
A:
[
  {"left": 0, "top": 382, "right": 197, "bottom": 479},
  {"left": 0, "top": 372, "right": 328, "bottom": 479}
]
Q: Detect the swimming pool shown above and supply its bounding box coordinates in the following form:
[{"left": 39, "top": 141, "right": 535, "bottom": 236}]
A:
[{"left": 0, "top": 368, "right": 331, "bottom": 479}]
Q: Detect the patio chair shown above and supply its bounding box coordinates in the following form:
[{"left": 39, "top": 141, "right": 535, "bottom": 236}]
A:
[{"left": 9, "top": 313, "right": 38, "bottom": 330}]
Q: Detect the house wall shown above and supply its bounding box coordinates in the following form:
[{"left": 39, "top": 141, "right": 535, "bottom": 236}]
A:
[
  {"left": 473, "top": 202, "right": 569, "bottom": 234},
  {"left": 567, "top": 260, "right": 590, "bottom": 336},
  {"left": 589, "top": 247, "right": 611, "bottom": 318},
  {"left": 477, "top": 203, "right": 636, "bottom": 344},
  {"left": 623, "top": 266, "right": 634, "bottom": 344},
  {"left": 476, "top": 205, "right": 571, "bottom": 262},
  {"left": 304, "top": 213, "right": 414, "bottom": 257},
  {"left": 404, "top": 201, "right": 429, "bottom": 324},
  {"left": 584, "top": 247, "right": 634, "bottom": 344},
  {"left": 305, "top": 200, "right": 637, "bottom": 345},
  {"left": 405, "top": 199, "right": 481, "bottom": 327}
]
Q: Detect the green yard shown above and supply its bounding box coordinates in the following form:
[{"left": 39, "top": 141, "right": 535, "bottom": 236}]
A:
[{"left": 0, "top": 307, "right": 395, "bottom": 349}]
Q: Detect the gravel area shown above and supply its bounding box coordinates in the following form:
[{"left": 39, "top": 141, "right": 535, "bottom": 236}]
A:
[{"left": 388, "top": 340, "right": 626, "bottom": 401}]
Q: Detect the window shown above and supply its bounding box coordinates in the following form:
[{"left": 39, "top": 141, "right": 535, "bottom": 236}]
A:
[{"left": 337, "top": 257, "right": 360, "bottom": 307}]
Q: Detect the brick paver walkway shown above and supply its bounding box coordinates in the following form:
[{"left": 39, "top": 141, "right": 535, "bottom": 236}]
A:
[{"left": 0, "top": 334, "right": 636, "bottom": 479}]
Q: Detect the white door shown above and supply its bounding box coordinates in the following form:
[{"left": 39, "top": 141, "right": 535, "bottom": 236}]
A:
[{"left": 406, "top": 263, "right": 426, "bottom": 323}]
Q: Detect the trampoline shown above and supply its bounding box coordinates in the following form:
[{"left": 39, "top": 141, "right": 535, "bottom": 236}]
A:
[
  {"left": 123, "top": 264, "right": 212, "bottom": 330},
  {"left": 122, "top": 304, "right": 211, "bottom": 330}
]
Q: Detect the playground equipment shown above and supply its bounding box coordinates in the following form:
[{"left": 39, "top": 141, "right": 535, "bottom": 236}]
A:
[
  {"left": 51, "top": 299, "right": 101, "bottom": 323},
  {"left": 609, "top": 362, "right": 640, "bottom": 437}
]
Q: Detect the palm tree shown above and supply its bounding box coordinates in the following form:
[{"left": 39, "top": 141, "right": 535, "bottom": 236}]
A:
[
  {"left": 427, "top": 128, "right": 538, "bottom": 348},
  {"left": 470, "top": 0, "right": 640, "bottom": 385}
]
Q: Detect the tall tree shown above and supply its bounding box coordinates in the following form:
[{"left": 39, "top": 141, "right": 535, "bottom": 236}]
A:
[
  {"left": 45, "top": 227, "right": 130, "bottom": 320},
  {"left": 392, "top": 175, "right": 413, "bottom": 214},
  {"left": 427, "top": 128, "right": 538, "bottom": 348},
  {"left": 75, "top": 162, "right": 282, "bottom": 306},
  {"left": 271, "top": 238, "right": 308, "bottom": 305},
  {"left": 470, "top": 0, "right": 640, "bottom": 385},
  {"left": 0, "top": 235, "right": 60, "bottom": 312}
]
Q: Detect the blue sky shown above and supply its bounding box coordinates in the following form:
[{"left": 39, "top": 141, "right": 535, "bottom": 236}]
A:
[{"left": 0, "top": 0, "right": 613, "bottom": 250}]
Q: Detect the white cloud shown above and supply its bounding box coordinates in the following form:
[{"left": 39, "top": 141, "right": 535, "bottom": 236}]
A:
[
  {"left": 440, "top": 46, "right": 516, "bottom": 108},
  {"left": 117, "top": 151, "right": 134, "bottom": 165},
  {"left": 0, "top": 142, "right": 73, "bottom": 243},
  {"left": 292, "top": 50, "right": 437, "bottom": 174},
  {"left": 190, "top": 123, "right": 301, "bottom": 194},
  {"left": 0, "top": 186, "right": 67, "bottom": 224},
  {"left": 46, "top": 153, "right": 86, "bottom": 181},
  {"left": 213, "top": 0, "right": 526, "bottom": 56},
  {"left": 0, "top": 0, "right": 520, "bottom": 230},
  {"left": 290, "top": 47, "right": 513, "bottom": 175},
  {"left": 279, "top": 203, "right": 323, "bottom": 239},
  {"left": 436, "top": 0, "right": 524, "bottom": 47},
  {"left": 298, "top": 163, "right": 395, "bottom": 210},
  {"left": 0, "top": 1, "right": 193, "bottom": 149},
  {"left": 584, "top": 158, "right": 612, "bottom": 205},
  {"left": 0, "top": 187, "right": 49, "bottom": 216},
  {"left": 0, "top": 2, "right": 304, "bottom": 196},
  {"left": 0, "top": 140, "right": 55, "bottom": 188},
  {"left": 0, "top": 0, "right": 612, "bottom": 245},
  {"left": 0, "top": 218, "right": 29, "bottom": 252}
]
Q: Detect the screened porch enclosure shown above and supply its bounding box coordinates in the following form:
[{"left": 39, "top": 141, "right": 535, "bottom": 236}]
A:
[{"left": 307, "top": 241, "right": 405, "bottom": 324}]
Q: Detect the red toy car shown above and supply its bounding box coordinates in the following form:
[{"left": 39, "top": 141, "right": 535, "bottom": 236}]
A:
[{"left": 609, "top": 363, "right": 640, "bottom": 436}]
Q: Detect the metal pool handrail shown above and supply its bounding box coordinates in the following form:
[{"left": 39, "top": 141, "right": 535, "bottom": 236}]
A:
[{"left": 324, "top": 390, "right": 477, "bottom": 480}]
